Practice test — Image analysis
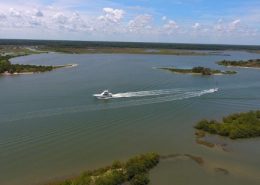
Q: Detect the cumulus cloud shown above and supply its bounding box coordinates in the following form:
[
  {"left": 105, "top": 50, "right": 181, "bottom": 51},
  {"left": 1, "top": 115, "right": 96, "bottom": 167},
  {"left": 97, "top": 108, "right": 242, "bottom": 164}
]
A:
[
  {"left": 50, "top": 11, "right": 92, "bottom": 32},
  {"left": 35, "top": 10, "right": 44, "bottom": 17},
  {"left": 229, "top": 19, "right": 241, "bottom": 31},
  {"left": 9, "top": 8, "right": 22, "bottom": 17},
  {"left": 0, "top": 12, "right": 6, "bottom": 19},
  {"left": 98, "top": 8, "right": 124, "bottom": 23},
  {"left": 128, "top": 14, "right": 153, "bottom": 33},
  {"left": 163, "top": 20, "right": 179, "bottom": 34},
  {"left": 214, "top": 19, "right": 242, "bottom": 33},
  {"left": 53, "top": 13, "right": 68, "bottom": 24},
  {"left": 0, "top": 1, "right": 259, "bottom": 44}
]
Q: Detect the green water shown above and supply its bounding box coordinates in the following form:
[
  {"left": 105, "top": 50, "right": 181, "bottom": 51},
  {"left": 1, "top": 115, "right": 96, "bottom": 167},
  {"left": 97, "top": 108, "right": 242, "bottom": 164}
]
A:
[{"left": 0, "top": 51, "right": 260, "bottom": 185}]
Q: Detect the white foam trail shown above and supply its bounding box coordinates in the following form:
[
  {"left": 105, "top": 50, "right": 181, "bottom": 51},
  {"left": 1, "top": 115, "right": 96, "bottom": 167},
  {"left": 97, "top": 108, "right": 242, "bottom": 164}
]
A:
[
  {"left": 199, "top": 88, "right": 218, "bottom": 95},
  {"left": 112, "top": 89, "right": 183, "bottom": 98},
  {"left": 1, "top": 88, "right": 218, "bottom": 122}
]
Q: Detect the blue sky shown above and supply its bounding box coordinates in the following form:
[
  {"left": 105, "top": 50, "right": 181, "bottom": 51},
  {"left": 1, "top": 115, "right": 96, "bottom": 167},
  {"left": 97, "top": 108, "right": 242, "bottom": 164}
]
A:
[{"left": 0, "top": 0, "right": 260, "bottom": 44}]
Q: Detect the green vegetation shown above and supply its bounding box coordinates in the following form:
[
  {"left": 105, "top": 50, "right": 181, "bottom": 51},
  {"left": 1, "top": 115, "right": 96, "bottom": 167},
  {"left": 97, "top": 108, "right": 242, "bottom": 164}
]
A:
[
  {"left": 42, "top": 46, "right": 209, "bottom": 56},
  {"left": 48, "top": 153, "right": 160, "bottom": 185},
  {"left": 217, "top": 59, "right": 260, "bottom": 68},
  {"left": 2, "top": 39, "right": 260, "bottom": 51},
  {"left": 0, "top": 44, "right": 212, "bottom": 56},
  {"left": 195, "top": 110, "right": 260, "bottom": 139},
  {"left": 0, "top": 55, "right": 68, "bottom": 74},
  {"left": 0, "top": 45, "right": 47, "bottom": 56},
  {"left": 160, "top": 66, "right": 237, "bottom": 75}
]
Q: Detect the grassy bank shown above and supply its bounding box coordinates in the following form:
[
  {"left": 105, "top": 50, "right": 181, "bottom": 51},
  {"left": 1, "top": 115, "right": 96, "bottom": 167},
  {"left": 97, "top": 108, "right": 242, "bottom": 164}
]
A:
[{"left": 195, "top": 110, "right": 260, "bottom": 139}]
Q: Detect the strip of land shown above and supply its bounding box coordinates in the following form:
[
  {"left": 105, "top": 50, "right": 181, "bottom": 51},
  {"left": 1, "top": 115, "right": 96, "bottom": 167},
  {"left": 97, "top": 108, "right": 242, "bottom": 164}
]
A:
[
  {"left": 0, "top": 55, "right": 77, "bottom": 75},
  {"left": 0, "top": 44, "right": 218, "bottom": 56},
  {"left": 38, "top": 47, "right": 212, "bottom": 56},
  {"left": 217, "top": 59, "right": 260, "bottom": 68},
  {"left": 159, "top": 66, "right": 237, "bottom": 75}
]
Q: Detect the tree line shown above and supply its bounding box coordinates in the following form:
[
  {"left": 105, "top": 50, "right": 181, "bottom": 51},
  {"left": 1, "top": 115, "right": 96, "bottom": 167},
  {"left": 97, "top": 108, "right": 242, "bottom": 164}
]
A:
[{"left": 0, "top": 55, "right": 56, "bottom": 74}]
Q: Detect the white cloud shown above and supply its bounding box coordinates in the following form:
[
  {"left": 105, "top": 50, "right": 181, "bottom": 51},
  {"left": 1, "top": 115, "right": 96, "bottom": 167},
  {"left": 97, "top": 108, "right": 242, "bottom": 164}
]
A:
[
  {"left": 53, "top": 12, "right": 68, "bottom": 24},
  {"left": 192, "top": 23, "right": 201, "bottom": 30},
  {"left": 9, "top": 8, "right": 22, "bottom": 17},
  {"left": 229, "top": 19, "right": 241, "bottom": 31},
  {"left": 213, "top": 19, "right": 242, "bottom": 33},
  {"left": 0, "top": 12, "right": 6, "bottom": 19},
  {"left": 98, "top": 8, "right": 124, "bottom": 23},
  {"left": 128, "top": 14, "right": 153, "bottom": 33},
  {"left": 0, "top": 2, "right": 259, "bottom": 44},
  {"left": 214, "top": 24, "right": 223, "bottom": 32},
  {"left": 163, "top": 20, "right": 179, "bottom": 34},
  {"left": 35, "top": 10, "right": 44, "bottom": 17}
]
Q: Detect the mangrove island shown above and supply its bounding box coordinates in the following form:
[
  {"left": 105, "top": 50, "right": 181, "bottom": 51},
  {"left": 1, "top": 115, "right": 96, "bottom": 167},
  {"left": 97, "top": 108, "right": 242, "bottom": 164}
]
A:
[
  {"left": 217, "top": 59, "right": 260, "bottom": 68},
  {"left": 160, "top": 66, "right": 237, "bottom": 75},
  {"left": 195, "top": 110, "right": 260, "bottom": 139}
]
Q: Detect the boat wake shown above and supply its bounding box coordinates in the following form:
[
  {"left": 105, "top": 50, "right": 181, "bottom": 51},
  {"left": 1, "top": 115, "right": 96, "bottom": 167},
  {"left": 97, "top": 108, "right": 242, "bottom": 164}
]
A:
[
  {"left": 2, "top": 88, "right": 218, "bottom": 122},
  {"left": 112, "top": 88, "right": 218, "bottom": 99},
  {"left": 112, "top": 89, "right": 183, "bottom": 98}
]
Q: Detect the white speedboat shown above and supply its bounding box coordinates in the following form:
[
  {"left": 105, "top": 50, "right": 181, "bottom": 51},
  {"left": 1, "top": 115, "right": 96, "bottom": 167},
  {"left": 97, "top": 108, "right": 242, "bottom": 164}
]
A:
[{"left": 93, "top": 90, "right": 113, "bottom": 99}]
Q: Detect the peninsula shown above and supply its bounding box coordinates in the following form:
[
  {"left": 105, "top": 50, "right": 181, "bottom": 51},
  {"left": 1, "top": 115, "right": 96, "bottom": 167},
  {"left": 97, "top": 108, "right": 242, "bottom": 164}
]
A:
[{"left": 0, "top": 55, "right": 76, "bottom": 75}]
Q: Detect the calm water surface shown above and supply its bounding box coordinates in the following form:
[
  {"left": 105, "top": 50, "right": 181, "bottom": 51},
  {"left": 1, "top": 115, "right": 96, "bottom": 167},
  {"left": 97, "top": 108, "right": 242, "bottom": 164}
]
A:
[{"left": 0, "top": 51, "right": 260, "bottom": 185}]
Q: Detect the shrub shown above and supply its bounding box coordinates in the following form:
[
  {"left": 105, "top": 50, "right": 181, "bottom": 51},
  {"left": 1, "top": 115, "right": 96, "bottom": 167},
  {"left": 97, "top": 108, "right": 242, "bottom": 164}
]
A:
[
  {"left": 130, "top": 173, "right": 150, "bottom": 185},
  {"left": 195, "top": 111, "right": 260, "bottom": 139}
]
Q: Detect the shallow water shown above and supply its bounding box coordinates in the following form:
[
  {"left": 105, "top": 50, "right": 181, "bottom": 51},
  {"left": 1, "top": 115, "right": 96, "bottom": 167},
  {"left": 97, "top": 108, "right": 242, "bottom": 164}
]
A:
[{"left": 0, "top": 51, "right": 260, "bottom": 185}]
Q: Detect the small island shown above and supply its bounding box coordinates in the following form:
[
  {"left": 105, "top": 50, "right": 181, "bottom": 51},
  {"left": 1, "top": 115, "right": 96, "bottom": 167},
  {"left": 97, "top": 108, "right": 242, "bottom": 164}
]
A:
[
  {"left": 195, "top": 110, "right": 260, "bottom": 139},
  {"left": 159, "top": 66, "right": 237, "bottom": 75},
  {"left": 0, "top": 55, "right": 76, "bottom": 75},
  {"left": 217, "top": 59, "right": 260, "bottom": 68},
  {"left": 48, "top": 153, "right": 159, "bottom": 185}
]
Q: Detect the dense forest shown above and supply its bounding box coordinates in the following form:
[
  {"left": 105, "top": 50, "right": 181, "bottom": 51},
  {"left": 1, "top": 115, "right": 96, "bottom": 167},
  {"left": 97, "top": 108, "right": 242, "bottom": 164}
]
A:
[
  {"left": 195, "top": 110, "right": 260, "bottom": 139},
  {"left": 1, "top": 39, "right": 260, "bottom": 51},
  {"left": 50, "top": 153, "right": 160, "bottom": 185}
]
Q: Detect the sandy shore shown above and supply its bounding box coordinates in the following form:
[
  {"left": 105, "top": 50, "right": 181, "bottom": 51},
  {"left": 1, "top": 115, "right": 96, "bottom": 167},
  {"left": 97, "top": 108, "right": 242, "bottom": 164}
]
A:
[
  {"left": 61, "top": 63, "right": 79, "bottom": 68},
  {"left": 1, "top": 72, "right": 34, "bottom": 76}
]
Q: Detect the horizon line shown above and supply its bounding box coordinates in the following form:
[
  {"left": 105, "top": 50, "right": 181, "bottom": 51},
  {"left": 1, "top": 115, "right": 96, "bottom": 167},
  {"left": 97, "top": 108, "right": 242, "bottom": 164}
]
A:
[{"left": 1, "top": 38, "right": 260, "bottom": 47}]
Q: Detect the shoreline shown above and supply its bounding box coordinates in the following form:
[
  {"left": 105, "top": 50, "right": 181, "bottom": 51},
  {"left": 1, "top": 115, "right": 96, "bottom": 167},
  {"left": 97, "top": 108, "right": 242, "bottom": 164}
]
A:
[
  {"left": 157, "top": 67, "right": 234, "bottom": 76},
  {"left": 166, "top": 71, "right": 224, "bottom": 76},
  {"left": 0, "top": 63, "right": 78, "bottom": 76},
  {"left": 60, "top": 63, "right": 78, "bottom": 68},
  {"left": 225, "top": 65, "right": 260, "bottom": 69}
]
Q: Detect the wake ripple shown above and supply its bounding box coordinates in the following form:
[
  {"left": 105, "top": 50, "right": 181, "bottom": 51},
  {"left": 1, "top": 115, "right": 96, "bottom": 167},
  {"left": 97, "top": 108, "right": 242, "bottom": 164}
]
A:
[
  {"left": 2, "top": 88, "right": 218, "bottom": 122},
  {"left": 112, "top": 89, "right": 184, "bottom": 98}
]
